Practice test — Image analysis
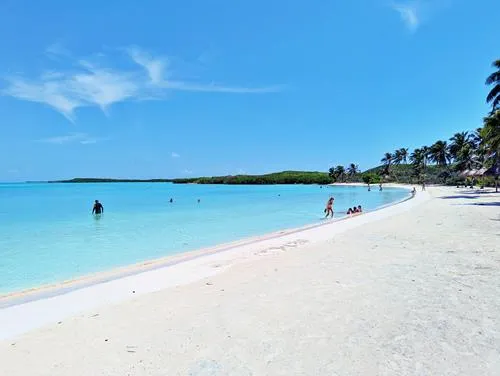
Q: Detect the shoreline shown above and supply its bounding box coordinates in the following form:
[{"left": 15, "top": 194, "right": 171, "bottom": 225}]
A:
[
  {"left": 0, "top": 186, "right": 419, "bottom": 340},
  {"left": 2, "top": 186, "right": 498, "bottom": 374},
  {"left": 1, "top": 185, "right": 413, "bottom": 306}
]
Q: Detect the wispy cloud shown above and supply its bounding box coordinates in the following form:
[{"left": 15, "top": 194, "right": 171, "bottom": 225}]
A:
[
  {"left": 45, "top": 42, "right": 71, "bottom": 59},
  {"left": 2, "top": 46, "right": 282, "bottom": 121},
  {"left": 36, "top": 132, "right": 102, "bottom": 145},
  {"left": 391, "top": 1, "right": 420, "bottom": 32},
  {"left": 171, "top": 152, "right": 180, "bottom": 158},
  {"left": 183, "top": 169, "right": 193, "bottom": 174}
]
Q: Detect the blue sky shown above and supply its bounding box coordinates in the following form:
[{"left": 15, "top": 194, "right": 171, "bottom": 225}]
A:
[{"left": 0, "top": 0, "right": 498, "bottom": 181}]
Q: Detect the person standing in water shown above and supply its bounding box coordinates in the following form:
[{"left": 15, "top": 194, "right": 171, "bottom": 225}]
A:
[
  {"left": 92, "top": 200, "right": 104, "bottom": 215},
  {"left": 324, "top": 197, "right": 334, "bottom": 218}
]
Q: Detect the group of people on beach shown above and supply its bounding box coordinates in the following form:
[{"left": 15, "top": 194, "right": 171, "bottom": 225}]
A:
[
  {"left": 324, "top": 197, "right": 363, "bottom": 218},
  {"left": 347, "top": 205, "right": 362, "bottom": 215}
]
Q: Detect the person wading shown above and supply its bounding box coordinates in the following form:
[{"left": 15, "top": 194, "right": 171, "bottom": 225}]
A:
[{"left": 92, "top": 200, "right": 104, "bottom": 215}]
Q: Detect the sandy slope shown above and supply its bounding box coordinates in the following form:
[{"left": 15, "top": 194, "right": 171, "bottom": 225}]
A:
[{"left": 0, "top": 187, "right": 499, "bottom": 376}]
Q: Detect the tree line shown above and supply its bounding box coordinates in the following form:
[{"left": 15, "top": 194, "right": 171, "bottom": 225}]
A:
[{"left": 329, "top": 59, "right": 500, "bottom": 189}]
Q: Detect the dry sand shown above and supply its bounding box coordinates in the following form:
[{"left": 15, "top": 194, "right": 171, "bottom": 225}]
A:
[{"left": 0, "top": 186, "right": 499, "bottom": 375}]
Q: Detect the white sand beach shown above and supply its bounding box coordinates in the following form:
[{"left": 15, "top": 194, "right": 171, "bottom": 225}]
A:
[{"left": 1, "top": 186, "right": 499, "bottom": 375}]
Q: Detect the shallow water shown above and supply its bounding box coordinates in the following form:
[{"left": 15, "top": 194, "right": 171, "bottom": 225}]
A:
[{"left": 0, "top": 183, "right": 409, "bottom": 293}]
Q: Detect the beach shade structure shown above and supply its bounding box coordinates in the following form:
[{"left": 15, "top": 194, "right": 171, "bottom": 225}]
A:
[
  {"left": 460, "top": 170, "right": 471, "bottom": 177},
  {"left": 474, "top": 168, "right": 488, "bottom": 176}
]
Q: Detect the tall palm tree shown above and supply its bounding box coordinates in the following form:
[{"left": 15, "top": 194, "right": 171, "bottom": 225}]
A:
[
  {"left": 380, "top": 152, "right": 393, "bottom": 175},
  {"left": 421, "top": 146, "right": 431, "bottom": 165},
  {"left": 429, "top": 140, "right": 450, "bottom": 166},
  {"left": 347, "top": 163, "right": 359, "bottom": 176},
  {"left": 481, "top": 111, "right": 500, "bottom": 160},
  {"left": 410, "top": 148, "right": 424, "bottom": 167},
  {"left": 481, "top": 111, "right": 500, "bottom": 191},
  {"left": 334, "top": 165, "right": 346, "bottom": 182},
  {"left": 392, "top": 150, "right": 403, "bottom": 165},
  {"left": 399, "top": 148, "right": 409, "bottom": 163},
  {"left": 410, "top": 148, "right": 425, "bottom": 181},
  {"left": 449, "top": 132, "right": 473, "bottom": 161},
  {"left": 455, "top": 144, "right": 477, "bottom": 172},
  {"left": 328, "top": 167, "right": 336, "bottom": 181},
  {"left": 486, "top": 59, "right": 500, "bottom": 112},
  {"left": 472, "top": 127, "right": 487, "bottom": 166}
]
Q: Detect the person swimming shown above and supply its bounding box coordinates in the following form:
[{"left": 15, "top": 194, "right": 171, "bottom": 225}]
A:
[
  {"left": 92, "top": 200, "right": 103, "bottom": 215},
  {"left": 169, "top": 198, "right": 173, "bottom": 203},
  {"left": 324, "top": 197, "right": 334, "bottom": 218}
]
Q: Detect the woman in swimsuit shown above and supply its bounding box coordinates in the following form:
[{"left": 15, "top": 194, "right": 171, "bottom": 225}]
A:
[{"left": 324, "top": 197, "right": 334, "bottom": 218}]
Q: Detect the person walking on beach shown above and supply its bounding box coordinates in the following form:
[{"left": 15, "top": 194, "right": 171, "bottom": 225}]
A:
[
  {"left": 324, "top": 197, "right": 334, "bottom": 218},
  {"left": 92, "top": 200, "right": 104, "bottom": 215}
]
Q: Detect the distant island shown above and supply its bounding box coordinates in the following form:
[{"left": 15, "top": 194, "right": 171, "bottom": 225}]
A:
[
  {"left": 50, "top": 171, "right": 332, "bottom": 185},
  {"left": 49, "top": 166, "right": 457, "bottom": 186}
]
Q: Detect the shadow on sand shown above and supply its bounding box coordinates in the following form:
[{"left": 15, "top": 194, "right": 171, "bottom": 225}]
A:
[{"left": 463, "top": 202, "right": 500, "bottom": 207}]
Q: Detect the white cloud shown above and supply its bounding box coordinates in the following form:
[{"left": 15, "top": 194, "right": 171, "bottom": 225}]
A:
[
  {"left": 171, "top": 152, "right": 180, "bottom": 158},
  {"left": 36, "top": 132, "right": 101, "bottom": 145},
  {"left": 127, "top": 46, "right": 167, "bottom": 85},
  {"left": 45, "top": 42, "right": 71, "bottom": 58},
  {"left": 2, "top": 46, "right": 282, "bottom": 121},
  {"left": 183, "top": 169, "right": 193, "bottom": 174},
  {"left": 391, "top": 2, "right": 420, "bottom": 32}
]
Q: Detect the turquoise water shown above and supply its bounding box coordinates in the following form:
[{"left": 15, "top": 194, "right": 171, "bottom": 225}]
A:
[{"left": 0, "top": 183, "right": 409, "bottom": 294}]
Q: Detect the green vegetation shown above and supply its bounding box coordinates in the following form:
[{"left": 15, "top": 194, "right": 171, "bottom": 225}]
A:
[
  {"left": 330, "top": 58, "right": 499, "bottom": 190},
  {"left": 170, "top": 171, "right": 331, "bottom": 185},
  {"left": 53, "top": 171, "right": 331, "bottom": 185}
]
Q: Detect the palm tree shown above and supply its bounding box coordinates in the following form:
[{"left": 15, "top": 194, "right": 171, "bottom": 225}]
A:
[
  {"left": 334, "top": 165, "right": 346, "bottom": 182},
  {"left": 347, "top": 163, "right": 359, "bottom": 176},
  {"left": 410, "top": 148, "right": 424, "bottom": 171},
  {"left": 481, "top": 112, "right": 500, "bottom": 192},
  {"left": 380, "top": 152, "right": 393, "bottom": 175},
  {"left": 455, "top": 144, "right": 477, "bottom": 172},
  {"left": 392, "top": 150, "right": 403, "bottom": 165},
  {"left": 410, "top": 147, "right": 430, "bottom": 186},
  {"left": 429, "top": 140, "right": 450, "bottom": 166},
  {"left": 399, "top": 148, "right": 409, "bottom": 164},
  {"left": 486, "top": 59, "right": 500, "bottom": 112},
  {"left": 481, "top": 111, "right": 500, "bottom": 161},
  {"left": 449, "top": 132, "right": 473, "bottom": 161},
  {"left": 328, "top": 167, "right": 336, "bottom": 181},
  {"left": 473, "top": 127, "right": 487, "bottom": 166}
]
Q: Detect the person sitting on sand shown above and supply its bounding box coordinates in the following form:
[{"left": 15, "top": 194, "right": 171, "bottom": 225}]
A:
[
  {"left": 324, "top": 197, "right": 334, "bottom": 218},
  {"left": 92, "top": 200, "right": 103, "bottom": 215},
  {"left": 357, "top": 205, "right": 362, "bottom": 213},
  {"left": 347, "top": 207, "right": 353, "bottom": 215}
]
